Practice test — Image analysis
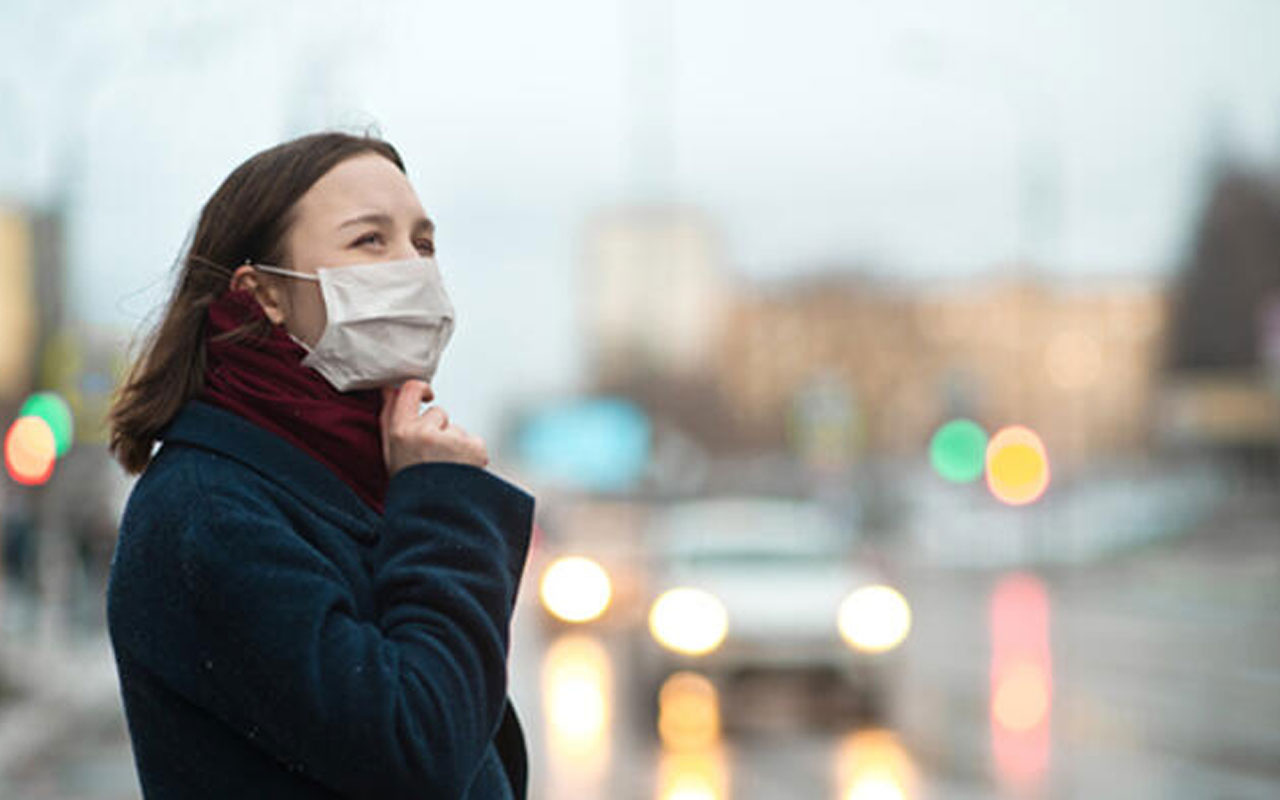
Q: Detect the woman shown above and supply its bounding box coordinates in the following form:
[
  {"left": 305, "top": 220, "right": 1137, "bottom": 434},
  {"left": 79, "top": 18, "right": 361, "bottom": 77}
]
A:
[{"left": 105, "top": 131, "right": 534, "bottom": 799}]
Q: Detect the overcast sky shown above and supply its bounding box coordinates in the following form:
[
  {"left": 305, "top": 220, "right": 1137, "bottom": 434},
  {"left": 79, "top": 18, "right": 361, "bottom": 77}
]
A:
[{"left": 3, "top": 0, "right": 1279, "bottom": 438}]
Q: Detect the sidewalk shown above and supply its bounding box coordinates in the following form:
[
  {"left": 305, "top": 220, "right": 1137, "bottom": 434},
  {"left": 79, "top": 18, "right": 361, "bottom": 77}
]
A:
[{"left": 0, "top": 590, "right": 139, "bottom": 799}]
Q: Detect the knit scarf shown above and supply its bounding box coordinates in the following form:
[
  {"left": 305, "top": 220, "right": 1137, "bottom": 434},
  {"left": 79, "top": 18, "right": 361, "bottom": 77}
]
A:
[{"left": 199, "top": 288, "right": 388, "bottom": 513}]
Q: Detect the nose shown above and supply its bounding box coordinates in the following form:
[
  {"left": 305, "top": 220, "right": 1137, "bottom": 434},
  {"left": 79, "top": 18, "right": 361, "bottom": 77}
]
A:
[{"left": 391, "top": 239, "right": 420, "bottom": 261}]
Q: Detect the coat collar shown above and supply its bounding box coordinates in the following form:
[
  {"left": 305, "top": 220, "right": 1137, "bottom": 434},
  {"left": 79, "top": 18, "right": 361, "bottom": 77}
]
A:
[{"left": 159, "top": 400, "right": 380, "bottom": 540}]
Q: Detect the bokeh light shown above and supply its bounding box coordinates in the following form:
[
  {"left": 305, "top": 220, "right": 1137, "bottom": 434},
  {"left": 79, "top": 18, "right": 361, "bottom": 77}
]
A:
[
  {"left": 845, "top": 776, "right": 906, "bottom": 800},
  {"left": 989, "top": 573, "right": 1052, "bottom": 789},
  {"left": 5, "top": 415, "right": 57, "bottom": 486},
  {"left": 992, "top": 661, "right": 1051, "bottom": 732},
  {"left": 929, "top": 419, "right": 988, "bottom": 483},
  {"left": 1044, "top": 330, "right": 1104, "bottom": 391},
  {"left": 656, "top": 748, "right": 728, "bottom": 800},
  {"left": 19, "top": 391, "right": 75, "bottom": 457},
  {"left": 649, "top": 588, "right": 730, "bottom": 657},
  {"left": 539, "top": 556, "right": 613, "bottom": 623},
  {"left": 837, "top": 585, "right": 912, "bottom": 654},
  {"left": 985, "top": 426, "right": 1051, "bottom": 505},
  {"left": 658, "top": 671, "right": 721, "bottom": 750},
  {"left": 542, "top": 633, "right": 612, "bottom": 792},
  {"left": 836, "top": 729, "right": 917, "bottom": 800}
]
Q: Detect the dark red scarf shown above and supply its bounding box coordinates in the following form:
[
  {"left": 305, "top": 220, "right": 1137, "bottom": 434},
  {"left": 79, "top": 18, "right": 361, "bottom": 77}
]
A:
[{"left": 200, "top": 288, "right": 389, "bottom": 513}]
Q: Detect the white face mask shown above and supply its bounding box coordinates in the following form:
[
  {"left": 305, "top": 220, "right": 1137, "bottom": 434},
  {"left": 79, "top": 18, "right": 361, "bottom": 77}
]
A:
[{"left": 252, "top": 256, "right": 455, "bottom": 392}]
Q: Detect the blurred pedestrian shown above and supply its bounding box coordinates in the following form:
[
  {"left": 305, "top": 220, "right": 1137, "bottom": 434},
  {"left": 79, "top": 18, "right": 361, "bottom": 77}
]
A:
[{"left": 104, "top": 131, "right": 534, "bottom": 799}]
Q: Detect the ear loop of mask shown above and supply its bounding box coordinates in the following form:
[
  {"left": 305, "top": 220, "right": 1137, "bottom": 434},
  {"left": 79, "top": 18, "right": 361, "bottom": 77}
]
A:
[{"left": 250, "top": 262, "right": 320, "bottom": 282}]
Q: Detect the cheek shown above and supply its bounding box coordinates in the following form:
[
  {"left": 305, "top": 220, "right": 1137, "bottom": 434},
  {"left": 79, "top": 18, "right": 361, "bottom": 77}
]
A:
[{"left": 286, "top": 284, "right": 329, "bottom": 345}]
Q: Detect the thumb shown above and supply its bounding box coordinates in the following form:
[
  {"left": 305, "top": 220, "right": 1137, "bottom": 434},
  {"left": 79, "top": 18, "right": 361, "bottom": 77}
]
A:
[{"left": 379, "top": 384, "right": 398, "bottom": 434}]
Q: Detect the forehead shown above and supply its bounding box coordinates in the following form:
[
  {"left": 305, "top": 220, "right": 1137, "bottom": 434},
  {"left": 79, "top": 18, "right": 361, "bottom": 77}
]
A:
[{"left": 293, "top": 153, "right": 423, "bottom": 225}]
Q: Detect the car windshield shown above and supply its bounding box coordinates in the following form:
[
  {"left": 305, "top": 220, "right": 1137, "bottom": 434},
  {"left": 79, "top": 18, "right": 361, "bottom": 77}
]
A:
[
  {"left": 677, "top": 548, "right": 840, "bottom": 570},
  {"left": 654, "top": 498, "right": 850, "bottom": 566}
]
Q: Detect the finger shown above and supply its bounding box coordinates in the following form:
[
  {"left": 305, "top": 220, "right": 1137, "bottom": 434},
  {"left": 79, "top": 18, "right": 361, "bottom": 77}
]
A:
[
  {"left": 450, "top": 433, "right": 488, "bottom": 467},
  {"left": 434, "top": 425, "right": 479, "bottom": 454},
  {"left": 420, "top": 406, "right": 449, "bottom": 430},
  {"left": 465, "top": 434, "right": 490, "bottom": 466},
  {"left": 393, "top": 379, "right": 432, "bottom": 423}
]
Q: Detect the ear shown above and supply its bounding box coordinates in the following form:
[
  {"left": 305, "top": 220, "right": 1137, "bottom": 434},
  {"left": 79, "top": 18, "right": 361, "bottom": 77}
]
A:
[{"left": 230, "top": 264, "right": 288, "bottom": 325}]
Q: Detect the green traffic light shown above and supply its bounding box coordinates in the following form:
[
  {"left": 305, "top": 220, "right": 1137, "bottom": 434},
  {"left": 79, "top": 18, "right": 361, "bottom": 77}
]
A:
[
  {"left": 19, "top": 391, "right": 74, "bottom": 458},
  {"left": 929, "top": 419, "right": 988, "bottom": 483}
]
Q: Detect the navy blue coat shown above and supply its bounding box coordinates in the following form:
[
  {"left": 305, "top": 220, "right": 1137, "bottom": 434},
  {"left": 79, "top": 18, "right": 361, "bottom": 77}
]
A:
[{"left": 106, "top": 400, "right": 535, "bottom": 799}]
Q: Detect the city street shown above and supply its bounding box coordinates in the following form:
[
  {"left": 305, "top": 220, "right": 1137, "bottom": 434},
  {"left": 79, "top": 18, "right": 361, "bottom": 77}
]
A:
[
  {"left": 4, "top": 3, "right": 1280, "bottom": 798},
  {"left": 4, "top": 484, "right": 1276, "bottom": 799},
  {"left": 514, "top": 484, "right": 1280, "bottom": 800}
]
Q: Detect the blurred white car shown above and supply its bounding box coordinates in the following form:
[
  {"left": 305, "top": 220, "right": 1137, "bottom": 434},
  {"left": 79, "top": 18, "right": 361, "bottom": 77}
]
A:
[{"left": 635, "top": 496, "right": 911, "bottom": 727}]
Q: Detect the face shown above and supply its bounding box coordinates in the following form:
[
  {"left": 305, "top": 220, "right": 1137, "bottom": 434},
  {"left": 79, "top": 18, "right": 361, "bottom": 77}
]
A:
[{"left": 231, "top": 153, "right": 436, "bottom": 346}]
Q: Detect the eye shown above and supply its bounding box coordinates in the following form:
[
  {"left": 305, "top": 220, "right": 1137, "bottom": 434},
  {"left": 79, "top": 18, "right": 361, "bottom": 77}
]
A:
[
  {"left": 414, "top": 238, "right": 436, "bottom": 256},
  {"left": 352, "top": 231, "right": 384, "bottom": 247}
]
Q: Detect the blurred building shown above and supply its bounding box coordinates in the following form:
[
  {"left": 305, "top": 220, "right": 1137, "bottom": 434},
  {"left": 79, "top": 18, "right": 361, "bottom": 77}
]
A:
[
  {"left": 0, "top": 206, "right": 42, "bottom": 404},
  {"left": 577, "top": 160, "right": 1280, "bottom": 477},
  {"left": 1166, "top": 165, "right": 1280, "bottom": 371},
  {"left": 576, "top": 204, "right": 1173, "bottom": 475},
  {"left": 716, "top": 276, "right": 1168, "bottom": 473},
  {"left": 1160, "top": 163, "right": 1280, "bottom": 457},
  {"left": 578, "top": 207, "right": 751, "bottom": 453},
  {"left": 580, "top": 206, "right": 730, "bottom": 382},
  {"left": 0, "top": 205, "right": 70, "bottom": 415}
]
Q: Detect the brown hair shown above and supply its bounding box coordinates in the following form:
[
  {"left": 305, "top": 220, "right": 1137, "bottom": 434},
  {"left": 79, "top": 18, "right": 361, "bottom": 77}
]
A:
[{"left": 107, "top": 131, "right": 405, "bottom": 474}]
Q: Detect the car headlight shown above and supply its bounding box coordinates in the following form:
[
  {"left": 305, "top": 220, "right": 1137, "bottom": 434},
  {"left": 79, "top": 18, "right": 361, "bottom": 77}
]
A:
[
  {"left": 837, "top": 585, "right": 911, "bottom": 653},
  {"left": 649, "top": 588, "right": 729, "bottom": 656},
  {"left": 540, "top": 556, "right": 613, "bottom": 623}
]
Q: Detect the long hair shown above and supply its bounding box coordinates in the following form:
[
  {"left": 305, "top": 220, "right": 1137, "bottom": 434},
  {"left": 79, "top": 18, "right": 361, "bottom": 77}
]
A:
[{"left": 107, "top": 131, "right": 405, "bottom": 474}]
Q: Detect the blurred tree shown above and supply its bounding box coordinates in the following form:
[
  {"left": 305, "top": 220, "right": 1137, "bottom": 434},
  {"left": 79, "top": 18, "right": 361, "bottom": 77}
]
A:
[{"left": 1166, "top": 165, "right": 1280, "bottom": 371}]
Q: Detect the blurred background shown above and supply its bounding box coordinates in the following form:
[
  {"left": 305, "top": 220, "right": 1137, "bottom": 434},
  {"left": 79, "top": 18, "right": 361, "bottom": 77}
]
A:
[{"left": 2, "top": 0, "right": 1280, "bottom": 797}]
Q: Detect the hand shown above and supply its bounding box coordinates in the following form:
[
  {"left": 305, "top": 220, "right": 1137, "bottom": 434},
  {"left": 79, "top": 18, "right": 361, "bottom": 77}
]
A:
[{"left": 379, "top": 380, "right": 490, "bottom": 475}]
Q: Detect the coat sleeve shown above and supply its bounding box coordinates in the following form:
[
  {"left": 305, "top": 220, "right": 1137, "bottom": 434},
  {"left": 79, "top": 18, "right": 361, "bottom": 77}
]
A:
[{"left": 171, "top": 459, "right": 534, "bottom": 799}]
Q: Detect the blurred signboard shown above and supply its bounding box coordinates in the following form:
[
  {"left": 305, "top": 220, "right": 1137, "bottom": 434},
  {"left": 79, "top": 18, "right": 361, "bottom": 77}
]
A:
[
  {"left": 515, "top": 397, "right": 652, "bottom": 492},
  {"left": 786, "top": 373, "right": 861, "bottom": 471}
]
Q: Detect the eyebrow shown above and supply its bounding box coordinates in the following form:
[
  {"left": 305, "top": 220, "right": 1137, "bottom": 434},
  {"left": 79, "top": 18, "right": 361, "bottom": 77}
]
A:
[{"left": 337, "top": 212, "right": 434, "bottom": 235}]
